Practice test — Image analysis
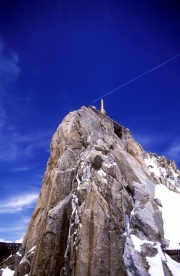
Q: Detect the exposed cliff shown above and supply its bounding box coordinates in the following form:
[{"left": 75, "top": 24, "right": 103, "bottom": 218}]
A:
[{"left": 3, "top": 105, "right": 180, "bottom": 275}]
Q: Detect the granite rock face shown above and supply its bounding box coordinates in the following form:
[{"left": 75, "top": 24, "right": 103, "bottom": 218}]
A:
[{"left": 13, "top": 106, "right": 173, "bottom": 275}]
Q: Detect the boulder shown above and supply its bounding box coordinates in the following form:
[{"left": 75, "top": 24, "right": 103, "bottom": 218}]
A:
[{"left": 154, "top": 198, "right": 163, "bottom": 207}]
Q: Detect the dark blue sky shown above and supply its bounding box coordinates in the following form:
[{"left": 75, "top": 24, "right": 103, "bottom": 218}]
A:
[{"left": 0, "top": 1, "right": 180, "bottom": 241}]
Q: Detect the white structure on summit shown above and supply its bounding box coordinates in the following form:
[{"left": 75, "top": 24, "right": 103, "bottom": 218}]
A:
[{"left": 100, "top": 99, "right": 106, "bottom": 115}]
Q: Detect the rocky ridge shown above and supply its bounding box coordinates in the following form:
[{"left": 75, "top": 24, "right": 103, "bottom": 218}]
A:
[
  {"left": 145, "top": 153, "right": 180, "bottom": 194},
  {"left": 1, "top": 105, "right": 180, "bottom": 275}
]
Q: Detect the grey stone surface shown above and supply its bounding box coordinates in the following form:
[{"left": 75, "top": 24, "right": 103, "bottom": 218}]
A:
[
  {"left": 162, "top": 261, "right": 173, "bottom": 276},
  {"left": 140, "top": 243, "right": 158, "bottom": 257},
  {"left": 154, "top": 198, "right": 163, "bottom": 207},
  {"left": 123, "top": 237, "right": 150, "bottom": 276},
  {"left": 12, "top": 106, "right": 178, "bottom": 276}
]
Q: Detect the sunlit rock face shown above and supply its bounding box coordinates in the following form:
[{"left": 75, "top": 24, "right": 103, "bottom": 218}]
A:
[{"left": 13, "top": 106, "right": 180, "bottom": 276}]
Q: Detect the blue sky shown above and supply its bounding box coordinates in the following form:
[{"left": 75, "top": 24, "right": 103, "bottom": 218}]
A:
[{"left": 0, "top": 1, "right": 180, "bottom": 241}]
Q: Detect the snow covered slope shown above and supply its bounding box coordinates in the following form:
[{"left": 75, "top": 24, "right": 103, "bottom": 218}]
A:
[
  {"left": 145, "top": 153, "right": 180, "bottom": 249},
  {"left": 131, "top": 234, "right": 180, "bottom": 276}
]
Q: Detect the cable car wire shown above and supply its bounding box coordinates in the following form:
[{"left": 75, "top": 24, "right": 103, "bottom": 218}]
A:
[{"left": 92, "top": 53, "right": 180, "bottom": 103}]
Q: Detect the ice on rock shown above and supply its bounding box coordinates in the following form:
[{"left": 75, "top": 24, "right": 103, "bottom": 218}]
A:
[
  {"left": 130, "top": 209, "right": 135, "bottom": 217},
  {"left": 72, "top": 194, "right": 78, "bottom": 211},
  {"left": 76, "top": 174, "right": 82, "bottom": 187},
  {"left": 82, "top": 162, "right": 91, "bottom": 181},
  {"left": 75, "top": 210, "right": 80, "bottom": 224}
]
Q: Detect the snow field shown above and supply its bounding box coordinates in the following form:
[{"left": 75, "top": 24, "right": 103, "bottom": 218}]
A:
[{"left": 155, "top": 185, "right": 180, "bottom": 249}]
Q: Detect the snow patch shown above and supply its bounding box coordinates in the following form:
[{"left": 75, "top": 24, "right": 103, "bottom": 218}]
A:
[
  {"left": 131, "top": 235, "right": 165, "bottom": 275},
  {"left": 16, "top": 251, "right": 22, "bottom": 256},
  {"left": 76, "top": 174, "right": 81, "bottom": 187},
  {"left": 98, "top": 168, "right": 106, "bottom": 177},
  {"left": 1, "top": 267, "right": 15, "bottom": 276},
  {"left": 29, "top": 246, "right": 36, "bottom": 253},
  {"left": 130, "top": 209, "right": 135, "bottom": 217},
  {"left": 72, "top": 194, "right": 78, "bottom": 211},
  {"left": 131, "top": 234, "right": 154, "bottom": 252},
  {"left": 146, "top": 243, "right": 165, "bottom": 276},
  {"left": 165, "top": 254, "right": 180, "bottom": 276},
  {"left": 131, "top": 234, "right": 180, "bottom": 275},
  {"left": 20, "top": 245, "right": 36, "bottom": 264}
]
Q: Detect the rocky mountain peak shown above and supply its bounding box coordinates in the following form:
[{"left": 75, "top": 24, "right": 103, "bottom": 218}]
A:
[{"left": 1, "top": 105, "right": 180, "bottom": 275}]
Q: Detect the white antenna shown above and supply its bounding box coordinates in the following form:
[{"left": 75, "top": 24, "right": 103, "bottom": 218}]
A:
[{"left": 100, "top": 99, "right": 106, "bottom": 115}]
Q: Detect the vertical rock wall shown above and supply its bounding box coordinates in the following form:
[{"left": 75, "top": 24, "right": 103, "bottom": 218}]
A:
[{"left": 14, "top": 106, "right": 167, "bottom": 276}]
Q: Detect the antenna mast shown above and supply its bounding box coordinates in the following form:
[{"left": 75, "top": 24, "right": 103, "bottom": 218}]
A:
[{"left": 100, "top": 99, "right": 106, "bottom": 115}]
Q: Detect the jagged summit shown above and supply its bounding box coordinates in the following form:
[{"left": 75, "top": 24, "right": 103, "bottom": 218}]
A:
[{"left": 1, "top": 106, "right": 180, "bottom": 275}]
